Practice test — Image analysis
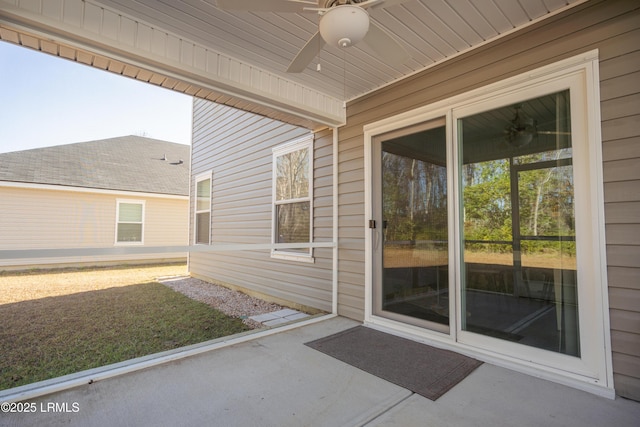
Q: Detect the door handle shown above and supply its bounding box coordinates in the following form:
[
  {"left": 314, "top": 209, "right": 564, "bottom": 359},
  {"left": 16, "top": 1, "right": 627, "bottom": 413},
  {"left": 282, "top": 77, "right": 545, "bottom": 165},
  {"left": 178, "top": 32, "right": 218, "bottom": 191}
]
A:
[{"left": 373, "top": 229, "right": 381, "bottom": 250}]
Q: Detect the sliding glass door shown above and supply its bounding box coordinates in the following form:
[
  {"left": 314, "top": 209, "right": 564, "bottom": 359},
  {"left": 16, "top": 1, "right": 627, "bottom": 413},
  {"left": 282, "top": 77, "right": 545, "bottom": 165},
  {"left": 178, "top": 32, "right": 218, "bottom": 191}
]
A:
[
  {"left": 372, "top": 119, "right": 450, "bottom": 333},
  {"left": 372, "top": 91, "right": 584, "bottom": 355},
  {"left": 367, "top": 56, "right": 610, "bottom": 390},
  {"left": 458, "top": 90, "right": 580, "bottom": 357}
]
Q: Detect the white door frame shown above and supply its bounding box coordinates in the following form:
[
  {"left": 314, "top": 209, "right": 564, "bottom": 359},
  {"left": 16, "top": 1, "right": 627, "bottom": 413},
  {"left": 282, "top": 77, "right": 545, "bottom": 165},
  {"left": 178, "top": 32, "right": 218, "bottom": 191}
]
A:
[{"left": 362, "top": 50, "right": 614, "bottom": 398}]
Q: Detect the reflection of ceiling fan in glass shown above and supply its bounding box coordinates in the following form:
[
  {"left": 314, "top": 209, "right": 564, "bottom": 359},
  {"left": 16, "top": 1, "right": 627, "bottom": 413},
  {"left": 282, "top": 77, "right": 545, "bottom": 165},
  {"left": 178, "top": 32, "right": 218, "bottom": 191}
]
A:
[
  {"left": 504, "top": 105, "right": 571, "bottom": 148},
  {"left": 505, "top": 105, "right": 537, "bottom": 148},
  {"left": 216, "top": 0, "right": 412, "bottom": 73}
]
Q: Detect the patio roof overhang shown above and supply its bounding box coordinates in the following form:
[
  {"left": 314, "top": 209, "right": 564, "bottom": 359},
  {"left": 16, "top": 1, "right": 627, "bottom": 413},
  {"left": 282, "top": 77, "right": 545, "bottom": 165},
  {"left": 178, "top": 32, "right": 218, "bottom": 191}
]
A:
[
  {"left": 0, "top": 0, "right": 587, "bottom": 131},
  {"left": 0, "top": 2, "right": 345, "bottom": 131}
]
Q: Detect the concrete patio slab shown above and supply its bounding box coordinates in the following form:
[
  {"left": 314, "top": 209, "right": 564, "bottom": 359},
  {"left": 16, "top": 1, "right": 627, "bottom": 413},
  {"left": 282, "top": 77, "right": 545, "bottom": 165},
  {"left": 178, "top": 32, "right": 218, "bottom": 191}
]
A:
[
  {"left": 367, "top": 364, "right": 640, "bottom": 427},
  {"left": 1, "top": 316, "right": 638, "bottom": 427}
]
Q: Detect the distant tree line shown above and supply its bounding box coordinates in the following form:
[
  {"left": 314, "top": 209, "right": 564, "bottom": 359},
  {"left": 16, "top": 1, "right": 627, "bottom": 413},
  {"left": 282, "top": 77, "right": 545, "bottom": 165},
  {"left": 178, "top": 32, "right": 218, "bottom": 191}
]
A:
[{"left": 382, "top": 149, "right": 576, "bottom": 257}]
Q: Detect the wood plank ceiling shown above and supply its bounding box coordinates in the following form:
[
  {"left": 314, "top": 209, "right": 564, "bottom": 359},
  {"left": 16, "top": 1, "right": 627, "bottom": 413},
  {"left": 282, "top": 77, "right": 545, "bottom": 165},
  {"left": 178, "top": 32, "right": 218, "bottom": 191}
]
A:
[{"left": 92, "top": 0, "right": 584, "bottom": 102}]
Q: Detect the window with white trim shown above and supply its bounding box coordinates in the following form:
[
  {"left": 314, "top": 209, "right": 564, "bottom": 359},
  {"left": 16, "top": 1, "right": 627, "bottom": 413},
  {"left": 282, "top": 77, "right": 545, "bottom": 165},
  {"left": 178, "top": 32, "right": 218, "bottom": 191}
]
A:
[
  {"left": 272, "top": 135, "right": 313, "bottom": 260},
  {"left": 115, "top": 200, "right": 144, "bottom": 244},
  {"left": 195, "top": 174, "right": 212, "bottom": 245}
]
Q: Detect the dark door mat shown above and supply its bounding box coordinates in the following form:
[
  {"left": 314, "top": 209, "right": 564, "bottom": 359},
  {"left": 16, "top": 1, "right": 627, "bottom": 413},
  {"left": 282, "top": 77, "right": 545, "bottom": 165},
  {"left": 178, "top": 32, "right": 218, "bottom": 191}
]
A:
[{"left": 305, "top": 326, "right": 482, "bottom": 400}]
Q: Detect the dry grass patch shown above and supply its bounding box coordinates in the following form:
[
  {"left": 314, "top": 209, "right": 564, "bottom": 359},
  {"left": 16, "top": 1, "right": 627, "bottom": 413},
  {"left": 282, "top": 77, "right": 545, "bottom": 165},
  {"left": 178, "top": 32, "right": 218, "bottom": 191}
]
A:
[
  {"left": 0, "top": 264, "right": 250, "bottom": 391},
  {"left": 0, "top": 264, "right": 189, "bottom": 304},
  {"left": 384, "top": 247, "right": 576, "bottom": 269}
]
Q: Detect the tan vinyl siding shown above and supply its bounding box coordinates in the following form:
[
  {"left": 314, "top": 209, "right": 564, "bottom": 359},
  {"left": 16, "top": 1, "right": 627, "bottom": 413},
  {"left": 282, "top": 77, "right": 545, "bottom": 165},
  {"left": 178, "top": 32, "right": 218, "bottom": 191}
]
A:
[
  {"left": 141, "top": 197, "right": 189, "bottom": 249},
  {"left": 189, "top": 99, "right": 333, "bottom": 312},
  {"left": 0, "top": 186, "right": 188, "bottom": 268},
  {"left": 600, "top": 4, "right": 640, "bottom": 397},
  {"left": 337, "top": 0, "right": 640, "bottom": 399}
]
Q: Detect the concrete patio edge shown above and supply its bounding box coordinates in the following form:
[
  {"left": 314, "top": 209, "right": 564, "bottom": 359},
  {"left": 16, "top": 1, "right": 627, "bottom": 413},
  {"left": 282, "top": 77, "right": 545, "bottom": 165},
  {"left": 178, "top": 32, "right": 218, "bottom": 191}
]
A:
[{"left": 0, "top": 313, "right": 336, "bottom": 403}]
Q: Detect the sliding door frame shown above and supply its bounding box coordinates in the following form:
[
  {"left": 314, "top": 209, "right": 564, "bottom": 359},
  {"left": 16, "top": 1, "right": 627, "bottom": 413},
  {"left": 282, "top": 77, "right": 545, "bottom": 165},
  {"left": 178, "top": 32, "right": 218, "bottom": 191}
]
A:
[{"left": 363, "top": 50, "right": 614, "bottom": 398}]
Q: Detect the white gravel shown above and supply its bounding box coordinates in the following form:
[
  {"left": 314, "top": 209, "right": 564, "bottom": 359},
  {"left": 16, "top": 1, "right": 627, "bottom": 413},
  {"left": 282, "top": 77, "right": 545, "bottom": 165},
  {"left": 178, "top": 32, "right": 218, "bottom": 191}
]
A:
[{"left": 158, "top": 276, "right": 284, "bottom": 329}]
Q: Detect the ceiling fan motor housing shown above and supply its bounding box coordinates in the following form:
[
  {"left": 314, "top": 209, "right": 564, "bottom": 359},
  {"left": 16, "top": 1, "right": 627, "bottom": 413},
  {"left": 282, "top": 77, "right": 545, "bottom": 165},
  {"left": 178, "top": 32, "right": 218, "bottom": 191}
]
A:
[{"left": 319, "top": 5, "right": 370, "bottom": 48}]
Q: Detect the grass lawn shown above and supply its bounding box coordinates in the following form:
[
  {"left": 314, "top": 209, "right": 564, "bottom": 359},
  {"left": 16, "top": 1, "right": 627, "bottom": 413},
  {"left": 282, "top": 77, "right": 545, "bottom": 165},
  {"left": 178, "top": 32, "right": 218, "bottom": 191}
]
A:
[{"left": 0, "top": 264, "right": 250, "bottom": 391}]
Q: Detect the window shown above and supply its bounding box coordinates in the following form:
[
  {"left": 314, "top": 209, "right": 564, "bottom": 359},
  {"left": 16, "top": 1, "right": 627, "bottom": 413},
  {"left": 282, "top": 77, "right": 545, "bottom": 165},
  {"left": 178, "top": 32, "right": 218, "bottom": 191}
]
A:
[
  {"left": 195, "top": 174, "right": 211, "bottom": 245},
  {"left": 116, "top": 200, "right": 144, "bottom": 244},
  {"left": 272, "top": 135, "right": 313, "bottom": 260}
]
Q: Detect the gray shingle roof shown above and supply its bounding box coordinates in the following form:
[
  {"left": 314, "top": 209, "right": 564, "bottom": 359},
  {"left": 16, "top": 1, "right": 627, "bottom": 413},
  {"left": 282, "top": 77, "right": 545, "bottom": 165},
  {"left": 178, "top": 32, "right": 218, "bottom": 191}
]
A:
[{"left": 0, "top": 136, "right": 190, "bottom": 196}]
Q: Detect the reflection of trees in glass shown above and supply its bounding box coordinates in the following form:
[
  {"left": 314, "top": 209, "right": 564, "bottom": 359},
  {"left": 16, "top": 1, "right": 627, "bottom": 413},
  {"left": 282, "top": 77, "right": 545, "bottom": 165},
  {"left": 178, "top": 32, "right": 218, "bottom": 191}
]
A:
[
  {"left": 276, "top": 149, "right": 309, "bottom": 201},
  {"left": 519, "top": 167, "right": 574, "bottom": 236},
  {"left": 277, "top": 202, "right": 309, "bottom": 244},
  {"left": 382, "top": 152, "right": 447, "bottom": 243},
  {"left": 463, "top": 151, "right": 576, "bottom": 255},
  {"left": 195, "top": 178, "right": 211, "bottom": 244},
  {"left": 463, "top": 159, "right": 512, "bottom": 252},
  {"left": 275, "top": 148, "right": 310, "bottom": 248},
  {"left": 460, "top": 89, "right": 575, "bottom": 257},
  {"left": 516, "top": 150, "right": 575, "bottom": 239}
]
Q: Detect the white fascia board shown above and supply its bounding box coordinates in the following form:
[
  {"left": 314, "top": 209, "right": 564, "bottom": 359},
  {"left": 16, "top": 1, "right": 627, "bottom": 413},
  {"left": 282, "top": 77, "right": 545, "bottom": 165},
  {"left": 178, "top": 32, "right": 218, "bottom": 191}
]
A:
[
  {"left": 0, "top": 181, "right": 189, "bottom": 200},
  {"left": 0, "top": 0, "right": 345, "bottom": 128}
]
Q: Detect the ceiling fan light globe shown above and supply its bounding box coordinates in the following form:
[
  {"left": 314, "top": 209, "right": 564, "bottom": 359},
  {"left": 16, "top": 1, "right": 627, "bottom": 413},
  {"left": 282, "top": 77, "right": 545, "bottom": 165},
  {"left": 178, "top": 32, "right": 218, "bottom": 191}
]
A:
[{"left": 319, "top": 5, "right": 369, "bottom": 48}]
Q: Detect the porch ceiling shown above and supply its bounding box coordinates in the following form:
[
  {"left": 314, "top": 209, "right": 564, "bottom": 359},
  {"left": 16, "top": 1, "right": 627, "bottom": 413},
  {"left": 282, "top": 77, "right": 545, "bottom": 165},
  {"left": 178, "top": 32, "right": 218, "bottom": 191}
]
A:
[
  {"left": 92, "top": 0, "right": 584, "bottom": 101},
  {"left": 0, "top": 0, "right": 586, "bottom": 129}
]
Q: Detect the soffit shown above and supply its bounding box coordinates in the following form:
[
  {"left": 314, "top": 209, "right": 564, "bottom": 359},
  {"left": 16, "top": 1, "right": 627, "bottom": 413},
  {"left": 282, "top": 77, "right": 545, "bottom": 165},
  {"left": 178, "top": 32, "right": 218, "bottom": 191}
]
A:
[{"left": 92, "top": 0, "right": 585, "bottom": 101}]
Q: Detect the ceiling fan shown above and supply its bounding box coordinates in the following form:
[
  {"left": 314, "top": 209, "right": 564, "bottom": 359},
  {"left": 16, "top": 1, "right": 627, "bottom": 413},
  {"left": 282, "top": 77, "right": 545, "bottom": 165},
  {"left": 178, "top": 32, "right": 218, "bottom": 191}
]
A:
[
  {"left": 504, "top": 106, "right": 537, "bottom": 148},
  {"left": 504, "top": 105, "right": 571, "bottom": 148},
  {"left": 216, "top": 0, "right": 412, "bottom": 73}
]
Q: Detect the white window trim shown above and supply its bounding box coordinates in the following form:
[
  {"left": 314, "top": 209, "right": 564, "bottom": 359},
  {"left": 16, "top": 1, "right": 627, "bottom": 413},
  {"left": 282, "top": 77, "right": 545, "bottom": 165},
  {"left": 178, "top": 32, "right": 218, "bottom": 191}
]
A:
[
  {"left": 194, "top": 172, "right": 212, "bottom": 245},
  {"left": 115, "top": 199, "right": 145, "bottom": 245},
  {"left": 363, "top": 50, "right": 614, "bottom": 398},
  {"left": 271, "top": 134, "right": 315, "bottom": 262}
]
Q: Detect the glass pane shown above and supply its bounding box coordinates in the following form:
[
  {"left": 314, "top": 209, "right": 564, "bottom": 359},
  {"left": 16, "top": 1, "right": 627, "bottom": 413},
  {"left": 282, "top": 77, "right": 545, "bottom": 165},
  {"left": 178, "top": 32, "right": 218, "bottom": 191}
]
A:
[
  {"left": 520, "top": 240, "right": 579, "bottom": 355},
  {"left": 462, "top": 158, "right": 512, "bottom": 243},
  {"left": 119, "top": 203, "right": 142, "bottom": 222},
  {"left": 196, "top": 212, "right": 210, "bottom": 244},
  {"left": 380, "top": 124, "right": 449, "bottom": 326},
  {"left": 518, "top": 165, "right": 574, "bottom": 238},
  {"left": 117, "top": 223, "right": 142, "bottom": 242},
  {"left": 196, "top": 178, "right": 211, "bottom": 212},
  {"left": 276, "top": 148, "right": 309, "bottom": 201},
  {"left": 276, "top": 202, "right": 310, "bottom": 252},
  {"left": 459, "top": 90, "right": 580, "bottom": 357}
]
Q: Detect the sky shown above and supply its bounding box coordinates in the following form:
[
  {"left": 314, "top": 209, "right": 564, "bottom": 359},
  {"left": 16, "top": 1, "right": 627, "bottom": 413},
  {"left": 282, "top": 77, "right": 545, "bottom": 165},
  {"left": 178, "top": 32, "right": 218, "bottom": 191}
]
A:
[{"left": 0, "top": 41, "right": 193, "bottom": 154}]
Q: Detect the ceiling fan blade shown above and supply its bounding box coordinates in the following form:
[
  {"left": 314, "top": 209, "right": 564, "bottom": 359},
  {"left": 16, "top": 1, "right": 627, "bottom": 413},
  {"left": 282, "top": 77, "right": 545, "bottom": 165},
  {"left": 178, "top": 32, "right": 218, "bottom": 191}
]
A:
[
  {"left": 379, "top": 0, "right": 413, "bottom": 7},
  {"left": 538, "top": 131, "right": 571, "bottom": 135},
  {"left": 287, "top": 31, "right": 325, "bottom": 73},
  {"left": 361, "top": 0, "right": 412, "bottom": 10},
  {"left": 362, "top": 21, "right": 410, "bottom": 65},
  {"left": 216, "top": 0, "right": 316, "bottom": 13}
]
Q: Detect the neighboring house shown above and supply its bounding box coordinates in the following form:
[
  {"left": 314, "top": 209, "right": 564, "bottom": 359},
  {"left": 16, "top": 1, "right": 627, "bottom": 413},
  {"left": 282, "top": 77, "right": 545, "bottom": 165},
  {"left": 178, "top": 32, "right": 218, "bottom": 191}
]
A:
[
  {"left": 1, "top": 0, "right": 637, "bottom": 403},
  {"left": 0, "top": 136, "right": 190, "bottom": 269}
]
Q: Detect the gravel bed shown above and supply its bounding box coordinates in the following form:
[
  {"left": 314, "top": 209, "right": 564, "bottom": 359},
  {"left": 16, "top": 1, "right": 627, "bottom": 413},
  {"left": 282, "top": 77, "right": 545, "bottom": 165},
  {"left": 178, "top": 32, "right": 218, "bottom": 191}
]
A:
[{"left": 159, "top": 276, "right": 284, "bottom": 329}]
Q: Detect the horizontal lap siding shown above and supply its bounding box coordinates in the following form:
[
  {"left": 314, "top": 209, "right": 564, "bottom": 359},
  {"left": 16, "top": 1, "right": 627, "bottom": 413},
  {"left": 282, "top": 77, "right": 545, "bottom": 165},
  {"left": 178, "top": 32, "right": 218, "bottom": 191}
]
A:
[
  {"left": 338, "top": 0, "right": 640, "bottom": 399},
  {"left": 0, "top": 186, "right": 188, "bottom": 267},
  {"left": 189, "top": 99, "right": 333, "bottom": 312},
  {"left": 143, "top": 197, "right": 189, "bottom": 249},
  {"left": 600, "top": 3, "right": 640, "bottom": 398}
]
